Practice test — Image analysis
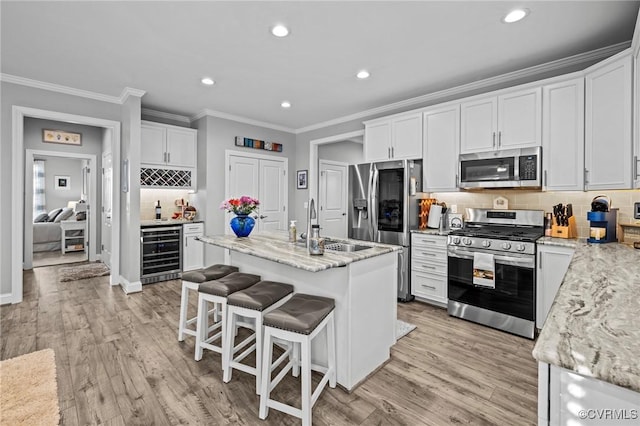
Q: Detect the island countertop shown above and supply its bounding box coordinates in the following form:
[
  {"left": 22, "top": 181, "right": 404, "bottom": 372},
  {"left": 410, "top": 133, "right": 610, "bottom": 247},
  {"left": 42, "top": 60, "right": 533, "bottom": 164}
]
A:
[
  {"left": 198, "top": 231, "right": 401, "bottom": 273},
  {"left": 532, "top": 241, "right": 640, "bottom": 392}
]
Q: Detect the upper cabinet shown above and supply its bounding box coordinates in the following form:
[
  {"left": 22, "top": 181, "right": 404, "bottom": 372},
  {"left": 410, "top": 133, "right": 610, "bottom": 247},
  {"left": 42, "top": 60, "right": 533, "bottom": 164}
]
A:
[
  {"left": 460, "top": 87, "right": 541, "bottom": 154},
  {"left": 634, "top": 46, "right": 640, "bottom": 189},
  {"left": 364, "top": 112, "right": 422, "bottom": 162},
  {"left": 140, "top": 121, "right": 197, "bottom": 189},
  {"left": 584, "top": 52, "right": 633, "bottom": 190},
  {"left": 141, "top": 121, "right": 197, "bottom": 168},
  {"left": 422, "top": 104, "right": 460, "bottom": 192},
  {"left": 542, "top": 77, "right": 585, "bottom": 191}
]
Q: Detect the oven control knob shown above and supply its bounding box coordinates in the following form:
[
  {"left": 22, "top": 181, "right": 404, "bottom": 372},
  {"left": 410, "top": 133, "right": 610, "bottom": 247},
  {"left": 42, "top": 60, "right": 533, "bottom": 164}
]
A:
[
  {"left": 451, "top": 237, "right": 460, "bottom": 245},
  {"left": 462, "top": 238, "right": 472, "bottom": 246},
  {"left": 515, "top": 244, "right": 526, "bottom": 252},
  {"left": 482, "top": 240, "right": 491, "bottom": 248},
  {"left": 501, "top": 242, "right": 512, "bottom": 250}
]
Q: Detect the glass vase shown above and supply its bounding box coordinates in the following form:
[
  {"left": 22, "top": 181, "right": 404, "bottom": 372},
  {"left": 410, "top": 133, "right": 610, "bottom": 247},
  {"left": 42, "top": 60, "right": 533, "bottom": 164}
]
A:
[{"left": 230, "top": 214, "right": 255, "bottom": 237}]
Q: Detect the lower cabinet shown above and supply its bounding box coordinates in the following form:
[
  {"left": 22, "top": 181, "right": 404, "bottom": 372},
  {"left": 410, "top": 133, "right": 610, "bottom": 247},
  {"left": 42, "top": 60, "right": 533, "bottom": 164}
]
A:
[
  {"left": 183, "top": 222, "right": 204, "bottom": 272},
  {"left": 411, "top": 233, "right": 447, "bottom": 306},
  {"left": 536, "top": 244, "right": 575, "bottom": 329}
]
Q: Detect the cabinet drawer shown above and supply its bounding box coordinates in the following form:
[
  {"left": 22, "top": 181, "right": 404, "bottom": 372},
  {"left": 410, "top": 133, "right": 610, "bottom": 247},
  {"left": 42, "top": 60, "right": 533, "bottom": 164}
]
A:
[
  {"left": 183, "top": 222, "right": 204, "bottom": 235},
  {"left": 412, "top": 234, "right": 447, "bottom": 249},
  {"left": 411, "top": 272, "right": 446, "bottom": 300},
  {"left": 411, "top": 258, "right": 447, "bottom": 275},
  {"left": 412, "top": 246, "right": 447, "bottom": 263}
]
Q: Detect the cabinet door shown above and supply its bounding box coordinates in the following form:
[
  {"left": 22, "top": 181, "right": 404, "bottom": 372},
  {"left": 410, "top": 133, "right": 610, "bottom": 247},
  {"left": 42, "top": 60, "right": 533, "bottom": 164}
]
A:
[
  {"left": 585, "top": 54, "right": 633, "bottom": 190},
  {"left": 460, "top": 96, "right": 497, "bottom": 153},
  {"left": 634, "top": 51, "right": 640, "bottom": 189},
  {"left": 536, "top": 245, "right": 574, "bottom": 329},
  {"left": 183, "top": 224, "right": 204, "bottom": 272},
  {"left": 423, "top": 105, "right": 460, "bottom": 191},
  {"left": 543, "top": 79, "right": 585, "bottom": 191},
  {"left": 140, "top": 124, "right": 167, "bottom": 165},
  {"left": 166, "top": 127, "right": 196, "bottom": 168},
  {"left": 391, "top": 113, "right": 422, "bottom": 159},
  {"left": 498, "top": 87, "right": 541, "bottom": 149},
  {"left": 364, "top": 120, "right": 392, "bottom": 162}
]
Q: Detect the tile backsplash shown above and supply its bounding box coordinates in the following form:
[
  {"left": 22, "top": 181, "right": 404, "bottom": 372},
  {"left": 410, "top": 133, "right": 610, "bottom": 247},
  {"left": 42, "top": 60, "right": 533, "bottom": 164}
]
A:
[
  {"left": 140, "top": 188, "right": 194, "bottom": 220},
  {"left": 430, "top": 189, "right": 640, "bottom": 238}
]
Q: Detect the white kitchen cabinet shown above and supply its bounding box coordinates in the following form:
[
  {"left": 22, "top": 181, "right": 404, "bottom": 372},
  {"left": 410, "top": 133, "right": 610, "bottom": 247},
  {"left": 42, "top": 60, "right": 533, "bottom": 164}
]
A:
[
  {"left": 460, "top": 87, "right": 541, "bottom": 154},
  {"left": 423, "top": 104, "right": 460, "bottom": 192},
  {"left": 536, "top": 244, "right": 574, "bottom": 329},
  {"left": 364, "top": 112, "right": 422, "bottom": 162},
  {"left": 538, "top": 363, "right": 640, "bottom": 426},
  {"left": 141, "top": 121, "right": 197, "bottom": 168},
  {"left": 542, "top": 77, "right": 585, "bottom": 191},
  {"left": 634, "top": 47, "right": 640, "bottom": 189},
  {"left": 584, "top": 52, "right": 634, "bottom": 190},
  {"left": 411, "top": 233, "right": 447, "bottom": 306},
  {"left": 182, "top": 222, "right": 204, "bottom": 272}
]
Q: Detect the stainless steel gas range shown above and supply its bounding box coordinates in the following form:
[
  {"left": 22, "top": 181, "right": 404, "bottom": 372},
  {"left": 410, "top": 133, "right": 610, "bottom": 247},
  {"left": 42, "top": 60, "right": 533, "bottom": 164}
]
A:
[{"left": 447, "top": 209, "right": 544, "bottom": 339}]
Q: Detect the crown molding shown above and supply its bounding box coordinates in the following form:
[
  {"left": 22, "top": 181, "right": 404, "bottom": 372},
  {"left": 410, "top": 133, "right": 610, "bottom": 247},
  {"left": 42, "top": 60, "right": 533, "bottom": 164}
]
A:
[
  {"left": 120, "top": 87, "right": 146, "bottom": 102},
  {"left": 191, "top": 108, "right": 296, "bottom": 133},
  {"left": 295, "top": 41, "right": 630, "bottom": 134},
  {"left": 142, "top": 108, "right": 190, "bottom": 124}
]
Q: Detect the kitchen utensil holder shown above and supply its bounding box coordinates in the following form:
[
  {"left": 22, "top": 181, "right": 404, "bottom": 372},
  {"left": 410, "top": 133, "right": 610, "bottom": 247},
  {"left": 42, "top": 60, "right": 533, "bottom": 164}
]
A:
[{"left": 551, "top": 216, "right": 577, "bottom": 239}]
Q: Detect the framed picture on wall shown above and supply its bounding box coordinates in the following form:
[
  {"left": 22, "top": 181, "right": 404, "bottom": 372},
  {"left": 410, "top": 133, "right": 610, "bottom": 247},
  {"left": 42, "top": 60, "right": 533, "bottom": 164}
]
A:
[
  {"left": 297, "top": 170, "right": 308, "bottom": 189},
  {"left": 54, "top": 175, "right": 71, "bottom": 190},
  {"left": 43, "top": 129, "right": 82, "bottom": 146}
]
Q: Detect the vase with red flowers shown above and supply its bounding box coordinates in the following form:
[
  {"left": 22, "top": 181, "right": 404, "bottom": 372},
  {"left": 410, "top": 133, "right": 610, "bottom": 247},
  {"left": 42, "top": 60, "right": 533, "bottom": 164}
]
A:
[{"left": 220, "top": 196, "right": 260, "bottom": 237}]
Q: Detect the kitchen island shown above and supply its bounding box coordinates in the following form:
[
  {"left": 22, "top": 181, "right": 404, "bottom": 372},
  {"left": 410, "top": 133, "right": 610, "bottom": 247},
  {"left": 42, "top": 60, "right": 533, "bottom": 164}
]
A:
[
  {"left": 198, "top": 231, "right": 401, "bottom": 391},
  {"left": 532, "top": 241, "right": 640, "bottom": 425}
]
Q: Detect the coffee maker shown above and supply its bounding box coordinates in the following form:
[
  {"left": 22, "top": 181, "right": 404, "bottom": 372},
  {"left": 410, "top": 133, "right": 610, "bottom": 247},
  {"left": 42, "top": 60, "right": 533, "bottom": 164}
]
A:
[{"left": 587, "top": 195, "right": 618, "bottom": 243}]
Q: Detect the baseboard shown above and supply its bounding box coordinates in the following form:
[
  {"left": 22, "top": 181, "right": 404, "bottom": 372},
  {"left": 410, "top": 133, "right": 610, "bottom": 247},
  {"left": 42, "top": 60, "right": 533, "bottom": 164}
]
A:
[
  {"left": 119, "top": 275, "right": 142, "bottom": 294},
  {"left": 0, "top": 293, "right": 15, "bottom": 305}
]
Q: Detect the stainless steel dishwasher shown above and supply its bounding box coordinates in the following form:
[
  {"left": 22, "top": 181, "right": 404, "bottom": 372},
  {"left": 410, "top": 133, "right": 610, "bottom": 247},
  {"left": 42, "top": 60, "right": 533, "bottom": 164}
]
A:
[{"left": 140, "top": 225, "right": 182, "bottom": 284}]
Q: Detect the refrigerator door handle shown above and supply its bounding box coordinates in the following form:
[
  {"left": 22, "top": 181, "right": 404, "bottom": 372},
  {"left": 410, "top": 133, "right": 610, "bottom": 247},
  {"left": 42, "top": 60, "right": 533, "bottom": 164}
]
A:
[{"left": 370, "top": 166, "right": 380, "bottom": 241}]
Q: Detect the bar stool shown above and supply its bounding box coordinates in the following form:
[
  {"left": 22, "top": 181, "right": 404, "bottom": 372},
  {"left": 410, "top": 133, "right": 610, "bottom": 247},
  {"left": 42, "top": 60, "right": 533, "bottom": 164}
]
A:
[
  {"left": 194, "top": 272, "right": 261, "bottom": 363},
  {"left": 259, "top": 294, "right": 336, "bottom": 426},
  {"left": 178, "top": 264, "right": 239, "bottom": 342},
  {"left": 222, "top": 280, "right": 294, "bottom": 394}
]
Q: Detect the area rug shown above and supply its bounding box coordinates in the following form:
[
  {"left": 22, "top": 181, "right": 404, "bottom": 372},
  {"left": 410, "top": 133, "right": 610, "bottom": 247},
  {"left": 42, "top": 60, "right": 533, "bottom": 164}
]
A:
[
  {"left": 59, "top": 262, "right": 110, "bottom": 282},
  {"left": 396, "top": 319, "right": 417, "bottom": 340},
  {"left": 0, "top": 348, "right": 60, "bottom": 425}
]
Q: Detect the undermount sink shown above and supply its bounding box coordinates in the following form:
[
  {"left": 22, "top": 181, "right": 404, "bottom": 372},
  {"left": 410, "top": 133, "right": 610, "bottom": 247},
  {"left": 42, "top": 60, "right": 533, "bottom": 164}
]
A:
[{"left": 324, "top": 239, "right": 372, "bottom": 252}]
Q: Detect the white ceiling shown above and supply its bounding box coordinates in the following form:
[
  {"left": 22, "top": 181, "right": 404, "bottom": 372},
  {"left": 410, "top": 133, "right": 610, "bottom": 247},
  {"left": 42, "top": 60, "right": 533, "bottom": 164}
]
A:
[{"left": 2, "top": 1, "right": 639, "bottom": 132}]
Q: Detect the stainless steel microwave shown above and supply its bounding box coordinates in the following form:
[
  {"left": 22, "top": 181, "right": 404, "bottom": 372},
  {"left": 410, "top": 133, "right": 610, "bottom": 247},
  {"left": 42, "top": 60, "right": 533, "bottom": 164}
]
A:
[{"left": 459, "top": 147, "right": 541, "bottom": 189}]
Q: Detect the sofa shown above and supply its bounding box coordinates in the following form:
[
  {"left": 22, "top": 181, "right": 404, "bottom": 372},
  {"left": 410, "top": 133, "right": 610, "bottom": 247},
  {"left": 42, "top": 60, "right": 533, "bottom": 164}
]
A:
[{"left": 33, "top": 207, "right": 75, "bottom": 252}]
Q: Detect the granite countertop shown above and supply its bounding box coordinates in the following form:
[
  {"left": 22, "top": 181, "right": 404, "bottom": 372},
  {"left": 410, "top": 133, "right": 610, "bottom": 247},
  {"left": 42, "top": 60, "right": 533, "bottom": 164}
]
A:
[
  {"left": 198, "top": 231, "right": 401, "bottom": 273},
  {"left": 532, "top": 241, "right": 640, "bottom": 392},
  {"left": 536, "top": 236, "right": 580, "bottom": 248},
  {"left": 411, "top": 229, "right": 450, "bottom": 236},
  {"left": 140, "top": 219, "right": 203, "bottom": 227}
]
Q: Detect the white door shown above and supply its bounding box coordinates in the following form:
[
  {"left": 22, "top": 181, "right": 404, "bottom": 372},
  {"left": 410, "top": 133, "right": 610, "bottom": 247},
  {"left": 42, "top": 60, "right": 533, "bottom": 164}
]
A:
[
  {"left": 101, "top": 152, "right": 112, "bottom": 268},
  {"left": 319, "top": 160, "right": 348, "bottom": 238},
  {"left": 258, "top": 159, "right": 287, "bottom": 231}
]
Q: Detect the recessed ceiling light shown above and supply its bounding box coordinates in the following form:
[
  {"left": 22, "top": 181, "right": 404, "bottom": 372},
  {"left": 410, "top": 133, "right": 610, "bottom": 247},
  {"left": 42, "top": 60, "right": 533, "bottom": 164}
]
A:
[
  {"left": 271, "top": 24, "right": 289, "bottom": 37},
  {"left": 201, "top": 77, "right": 215, "bottom": 86},
  {"left": 281, "top": 101, "right": 291, "bottom": 108},
  {"left": 503, "top": 9, "right": 529, "bottom": 23},
  {"left": 356, "top": 70, "right": 370, "bottom": 79}
]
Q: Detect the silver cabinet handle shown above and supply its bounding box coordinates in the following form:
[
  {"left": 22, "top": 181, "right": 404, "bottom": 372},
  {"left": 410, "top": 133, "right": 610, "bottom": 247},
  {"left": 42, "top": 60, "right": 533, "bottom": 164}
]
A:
[
  {"left": 419, "top": 239, "right": 436, "bottom": 244},
  {"left": 455, "top": 174, "right": 459, "bottom": 188},
  {"left": 422, "top": 264, "right": 436, "bottom": 269},
  {"left": 168, "top": 152, "right": 170, "bottom": 163},
  {"left": 422, "top": 252, "right": 436, "bottom": 256},
  {"left": 544, "top": 170, "right": 548, "bottom": 187},
  {"left": 421, "top": 284, "right": 437, "bottom": 290},
  {"left": 391, "top": 147, "right": 394, "bottom": 158},
  {"left": 584, "top": 168, "right": 589, "bottom": 190},
  {"left": 539, "top": 253, "right": 542, "bottom": 269},
  {"left": 388, "top": 147, "right": 391, "bottom": 158},
  {"left": 185, "top": 236, "right": 188, "bottom": 247},
  {"left": 492, "top": 132, "right": 496, "bottom": 148},
  {"left": 498, "top": 131, "right": 502, "bottom": 148},
  {"left": 635, "top": 156, "right": 639, "bottom": 179},
  {"left": 163, "top": 152, "right": 166, "bottom": 162}
]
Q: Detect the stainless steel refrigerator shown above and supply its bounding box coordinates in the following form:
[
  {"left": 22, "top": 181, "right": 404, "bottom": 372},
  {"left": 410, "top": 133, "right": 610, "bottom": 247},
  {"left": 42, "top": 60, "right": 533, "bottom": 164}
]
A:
[{"left": 348, "top": 159, "right": 423, "bottom": 302}]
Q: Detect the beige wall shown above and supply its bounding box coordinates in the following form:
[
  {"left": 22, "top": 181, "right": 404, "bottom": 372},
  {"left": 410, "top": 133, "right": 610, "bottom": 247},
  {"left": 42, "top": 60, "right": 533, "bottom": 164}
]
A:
[{"left": 431, "top": 189, "right": 640, "bottom": 238}]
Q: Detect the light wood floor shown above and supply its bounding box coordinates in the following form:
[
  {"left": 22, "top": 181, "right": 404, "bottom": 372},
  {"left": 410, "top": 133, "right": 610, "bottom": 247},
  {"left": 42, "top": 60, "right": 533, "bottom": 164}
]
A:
[{"left": 0, "top": 264, "right": 538, "bottom": 425}]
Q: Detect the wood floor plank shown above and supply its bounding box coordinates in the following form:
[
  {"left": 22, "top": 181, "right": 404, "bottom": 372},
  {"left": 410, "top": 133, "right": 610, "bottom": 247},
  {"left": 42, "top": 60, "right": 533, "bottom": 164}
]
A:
[{"left": 1, "top": 264, "right": 538, "bottom": 425}]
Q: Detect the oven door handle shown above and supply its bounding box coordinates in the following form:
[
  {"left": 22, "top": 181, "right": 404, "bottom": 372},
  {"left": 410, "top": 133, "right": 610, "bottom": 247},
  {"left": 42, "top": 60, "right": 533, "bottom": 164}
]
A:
[{"left": 447, "top": 249, "right": 535, "bottom": 269}]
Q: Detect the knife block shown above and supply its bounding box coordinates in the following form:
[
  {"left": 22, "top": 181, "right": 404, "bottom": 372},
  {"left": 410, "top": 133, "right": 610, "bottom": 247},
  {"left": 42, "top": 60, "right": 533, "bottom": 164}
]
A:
[{"left": 551, "top": 216, "right": 577, "bottom": 239}]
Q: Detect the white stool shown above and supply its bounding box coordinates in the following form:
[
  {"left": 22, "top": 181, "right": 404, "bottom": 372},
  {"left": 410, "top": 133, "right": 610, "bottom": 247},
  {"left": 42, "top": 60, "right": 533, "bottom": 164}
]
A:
[
  {"left": 223, "top": 280, "right": 294, "bottom": 394},
  {"left": 178, "top": 264, "right": 238, "bottom": 341},
  {"left": 194, "top": 272, "right": 261, "bottom": 363},
  {"left": 259, "top": 294, "right": 336, "bottom": 426}
]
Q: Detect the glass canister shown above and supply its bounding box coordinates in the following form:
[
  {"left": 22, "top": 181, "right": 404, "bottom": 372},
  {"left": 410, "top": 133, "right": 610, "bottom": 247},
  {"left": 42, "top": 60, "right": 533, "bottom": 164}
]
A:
[{"left": 308, "top": 224, "right": 324, "bottom": 255}]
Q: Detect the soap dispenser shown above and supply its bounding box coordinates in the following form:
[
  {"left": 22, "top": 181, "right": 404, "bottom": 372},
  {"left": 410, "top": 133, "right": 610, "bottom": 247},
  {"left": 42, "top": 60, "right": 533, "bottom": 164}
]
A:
[{"left": 289, "top": 220, "right": 297, "bottom": 243}]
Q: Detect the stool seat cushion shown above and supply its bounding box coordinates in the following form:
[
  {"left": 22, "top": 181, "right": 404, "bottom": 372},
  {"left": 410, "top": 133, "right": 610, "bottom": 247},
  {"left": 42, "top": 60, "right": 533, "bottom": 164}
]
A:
[
  {"left": 228, "top": 281, "right": 294, "bottom": 311},
  {"left": 263, "top": 294, "right": 335, "bottom": 335},
  {"left": 182, "top": 264, "right": 239, "bottom": 283},
  {"left": 198, "top": 272, "right": 261, "bottom": 297}
]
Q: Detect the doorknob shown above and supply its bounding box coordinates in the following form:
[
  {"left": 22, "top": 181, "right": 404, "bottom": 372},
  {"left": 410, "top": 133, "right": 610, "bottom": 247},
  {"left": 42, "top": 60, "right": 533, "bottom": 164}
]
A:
[
  {"left": 342, "top": 213, "right": 346, "bottom": 216},
  {"left": 259, "top": 215, "right": 268, "bottom": 219}
]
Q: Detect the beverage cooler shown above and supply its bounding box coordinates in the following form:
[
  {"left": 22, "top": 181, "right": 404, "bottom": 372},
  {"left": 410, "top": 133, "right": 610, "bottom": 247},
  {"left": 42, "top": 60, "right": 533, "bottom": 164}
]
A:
[{"left": 140, "top": 225, "right": 182, "bottom": 284}]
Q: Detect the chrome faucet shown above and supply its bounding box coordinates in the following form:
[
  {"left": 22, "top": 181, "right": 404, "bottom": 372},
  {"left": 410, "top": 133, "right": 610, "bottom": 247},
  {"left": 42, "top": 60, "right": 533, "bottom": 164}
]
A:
[{"left": 306, "top": 198, "right": 317, "bottom": 249}]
